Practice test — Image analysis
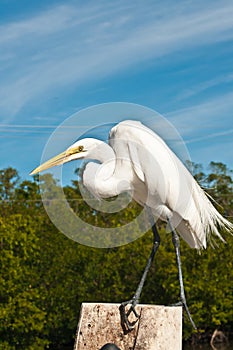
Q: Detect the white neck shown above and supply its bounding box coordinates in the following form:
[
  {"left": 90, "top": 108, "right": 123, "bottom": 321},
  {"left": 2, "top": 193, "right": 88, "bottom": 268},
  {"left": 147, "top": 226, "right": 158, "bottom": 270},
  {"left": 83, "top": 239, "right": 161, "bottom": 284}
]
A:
[
  {"left": 87, "top": 140, "right": 115, "bottom": 164},
  {"left": 83, "top": 141, "right": 131, "bottom": 198}
]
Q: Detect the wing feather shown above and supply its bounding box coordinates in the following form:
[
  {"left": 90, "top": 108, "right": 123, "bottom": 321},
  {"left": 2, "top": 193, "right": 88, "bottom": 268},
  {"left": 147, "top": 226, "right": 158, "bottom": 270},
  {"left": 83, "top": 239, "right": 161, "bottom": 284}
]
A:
[{"left": 109, "top": 120, "right": 232, "bottom": 249}]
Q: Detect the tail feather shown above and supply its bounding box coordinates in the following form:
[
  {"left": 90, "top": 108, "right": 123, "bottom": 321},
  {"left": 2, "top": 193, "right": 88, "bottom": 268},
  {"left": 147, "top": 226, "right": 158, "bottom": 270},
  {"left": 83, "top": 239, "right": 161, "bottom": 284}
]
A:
[
  {"left": 172, "top": 179, "right": 233, "bottom": 250},
  {"left": 191, "top": 182, "right": 233, "bottom": 249}
]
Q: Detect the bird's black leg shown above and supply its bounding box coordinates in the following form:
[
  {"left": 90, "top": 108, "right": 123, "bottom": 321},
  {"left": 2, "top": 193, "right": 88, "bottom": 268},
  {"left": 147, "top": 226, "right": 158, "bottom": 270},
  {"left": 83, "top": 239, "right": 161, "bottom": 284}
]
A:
[
  {"left": 120, "top": 210, "right": 160, "bottom": 332},
  {"left": 167, "top": 218, "right": 197, "bottom": 329}
]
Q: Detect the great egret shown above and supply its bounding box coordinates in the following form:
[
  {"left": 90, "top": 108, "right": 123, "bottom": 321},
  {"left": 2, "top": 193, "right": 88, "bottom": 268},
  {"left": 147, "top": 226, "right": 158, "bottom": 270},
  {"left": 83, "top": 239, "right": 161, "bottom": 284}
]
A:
[{"left": 30, "top": 120, "right": 233, "bottom": 330}]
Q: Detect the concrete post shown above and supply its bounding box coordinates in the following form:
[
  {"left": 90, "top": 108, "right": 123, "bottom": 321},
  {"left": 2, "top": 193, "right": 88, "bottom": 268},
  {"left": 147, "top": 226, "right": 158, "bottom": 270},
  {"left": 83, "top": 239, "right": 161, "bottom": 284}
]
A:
[{"left": 74, "top": 303, "right": 182, "bottom": 350}]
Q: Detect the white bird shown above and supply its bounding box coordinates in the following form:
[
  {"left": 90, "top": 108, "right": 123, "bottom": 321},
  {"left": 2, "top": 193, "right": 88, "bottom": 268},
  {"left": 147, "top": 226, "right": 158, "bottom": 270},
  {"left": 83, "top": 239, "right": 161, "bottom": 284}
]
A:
[{"left": 30, "top": 120, "right": 233, "bottom": 330}]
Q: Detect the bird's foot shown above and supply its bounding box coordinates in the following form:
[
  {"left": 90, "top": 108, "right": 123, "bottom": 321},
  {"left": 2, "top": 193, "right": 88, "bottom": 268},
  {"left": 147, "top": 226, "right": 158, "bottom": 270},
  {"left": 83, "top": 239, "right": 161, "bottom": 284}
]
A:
[
  {"left": 170, "top": 301, "right": 182, "bottom": 307},
  {"left": 119, "top": 298, "right": 140, "bottom": 332}
]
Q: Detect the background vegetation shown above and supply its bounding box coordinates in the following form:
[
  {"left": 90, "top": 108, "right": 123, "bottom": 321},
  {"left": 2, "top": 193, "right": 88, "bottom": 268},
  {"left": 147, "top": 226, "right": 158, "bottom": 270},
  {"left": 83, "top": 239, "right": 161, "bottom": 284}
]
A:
[{"left": 0, "top": 162, "right": 232, "bottom": 349}]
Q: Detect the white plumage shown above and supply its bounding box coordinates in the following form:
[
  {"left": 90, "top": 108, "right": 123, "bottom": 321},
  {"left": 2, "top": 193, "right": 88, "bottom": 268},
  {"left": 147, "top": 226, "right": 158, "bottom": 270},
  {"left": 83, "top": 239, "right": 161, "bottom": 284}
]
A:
[
  {"left": 31, "top": 119, "right": 232, "bottom": 249},
  {"left": 81, "top": 120, "right": 232, "bottom": 249}
]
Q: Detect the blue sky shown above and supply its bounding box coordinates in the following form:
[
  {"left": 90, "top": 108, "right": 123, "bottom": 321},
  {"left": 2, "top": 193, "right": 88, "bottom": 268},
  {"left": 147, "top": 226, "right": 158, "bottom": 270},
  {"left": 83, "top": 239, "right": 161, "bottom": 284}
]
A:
[{"left": 1, "top": 0, "right": 233, "bottom": 181}]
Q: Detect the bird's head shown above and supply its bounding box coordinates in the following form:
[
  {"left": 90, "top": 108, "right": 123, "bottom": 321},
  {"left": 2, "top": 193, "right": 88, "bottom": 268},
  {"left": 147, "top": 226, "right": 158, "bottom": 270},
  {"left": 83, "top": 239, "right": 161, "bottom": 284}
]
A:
[{"left": 30, "top": 138, "right": 104, "bottom": 175}]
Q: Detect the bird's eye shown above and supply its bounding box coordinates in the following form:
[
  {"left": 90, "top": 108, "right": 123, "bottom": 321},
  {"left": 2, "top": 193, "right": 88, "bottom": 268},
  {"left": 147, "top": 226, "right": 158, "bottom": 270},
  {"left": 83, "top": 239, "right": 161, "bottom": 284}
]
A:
[{"left": 78, "top": 145, "right": 84, "bottom": 152}]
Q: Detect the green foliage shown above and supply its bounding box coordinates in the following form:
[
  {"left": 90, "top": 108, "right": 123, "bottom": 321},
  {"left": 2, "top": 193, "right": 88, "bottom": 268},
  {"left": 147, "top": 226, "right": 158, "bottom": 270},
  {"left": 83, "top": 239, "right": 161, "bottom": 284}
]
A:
[
  {"left": 0, "top": 167, "right": 19, "bottom": 200},
  {"left": 0, "top": 162, "right": 232, "bottom": 348},
  {"left": 0, "top": 215, "right": 49, "bottom": 349}
]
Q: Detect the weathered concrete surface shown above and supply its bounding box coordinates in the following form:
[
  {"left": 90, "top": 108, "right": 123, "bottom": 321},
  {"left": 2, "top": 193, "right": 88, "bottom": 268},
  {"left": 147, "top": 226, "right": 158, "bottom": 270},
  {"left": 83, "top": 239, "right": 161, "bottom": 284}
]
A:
[
  {"left": 74, "top": 303, "right": 182, "bottom": 350},
  {"left": 134, "top": 305, "right": 182, "bottom": 350}
]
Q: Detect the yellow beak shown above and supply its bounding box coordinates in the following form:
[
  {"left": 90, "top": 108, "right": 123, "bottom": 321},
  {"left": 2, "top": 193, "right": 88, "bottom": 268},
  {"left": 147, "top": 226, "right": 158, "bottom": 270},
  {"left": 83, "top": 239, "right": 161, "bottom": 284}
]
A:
[{"left": 30, "top": 150, "right": 70, "bottom": 175}]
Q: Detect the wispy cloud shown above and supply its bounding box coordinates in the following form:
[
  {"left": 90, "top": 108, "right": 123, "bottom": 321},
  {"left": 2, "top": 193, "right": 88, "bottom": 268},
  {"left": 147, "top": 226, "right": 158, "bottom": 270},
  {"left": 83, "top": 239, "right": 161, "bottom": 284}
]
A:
[
  {"left": 1, "top": 0, "right": 233, "bottom": 120},
  {"left": 176, "top": 73, "right": 233, "bottom": 101},
  {"left": 186, "top": 129, "right": 233, "bottom": 144},
  {"left": 166, "top": 91, "right": 233, "bottom": 138}
]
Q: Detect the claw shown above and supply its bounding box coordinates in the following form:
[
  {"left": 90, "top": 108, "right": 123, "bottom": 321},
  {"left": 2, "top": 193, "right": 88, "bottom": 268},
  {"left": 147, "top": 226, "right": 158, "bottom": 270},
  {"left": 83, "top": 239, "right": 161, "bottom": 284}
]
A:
[
  {"left": 169, "top": 301, "right": 182, "bottom": 307},
  {"left": 119, "top": 299, "right": 140, "bottom": 332}
]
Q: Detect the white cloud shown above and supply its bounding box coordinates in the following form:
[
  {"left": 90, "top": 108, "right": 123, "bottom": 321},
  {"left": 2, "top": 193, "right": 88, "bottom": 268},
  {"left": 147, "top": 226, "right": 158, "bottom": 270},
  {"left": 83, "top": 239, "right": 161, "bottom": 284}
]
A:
[
  {"left": 0, "top": 6, "right": 73, "bottom": 44},
  {"left": 176, "top": 73, "right": 233, "bottom": 101},
  {"left": 1, "top": 0, "right": 233, "bottom": 120},
  {"left": 166, "top": 92, "right": 233, "bottom": 139},
  {"left": 186, "top": 129, "right": 233, "bottom": 144}
]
